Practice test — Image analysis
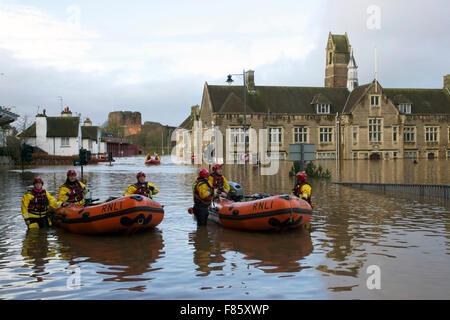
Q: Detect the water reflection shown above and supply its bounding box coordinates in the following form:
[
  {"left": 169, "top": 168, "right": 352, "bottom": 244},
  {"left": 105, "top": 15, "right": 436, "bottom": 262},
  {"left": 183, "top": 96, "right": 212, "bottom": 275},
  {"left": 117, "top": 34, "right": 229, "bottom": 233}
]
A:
[
  {"left": 55, "top": 229, "right": 165, "bottom": 285},
  {"left": 189, "top": 224, "right": 313, "bottom": 276},
  {"left": 21, "top": 229, "right": 57, "bottom": 283}
]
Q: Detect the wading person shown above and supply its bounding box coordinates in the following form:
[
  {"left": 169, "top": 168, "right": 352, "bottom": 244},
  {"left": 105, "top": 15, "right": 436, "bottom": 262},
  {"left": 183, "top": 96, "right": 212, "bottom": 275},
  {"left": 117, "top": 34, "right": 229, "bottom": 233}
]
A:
[
  {"left": 124, "top": 171, "right": 159, "bottom": 199},
  {"left": 293, "top": 171, "right": 312, "bottom": 205},
  {"left": 58, "top": 170, "right": 88, "bottom": 207},
  {"left": 21, "top": 177, "right": 58, "bottom": 229},
  {"left": 208, "top": 164, "right": 230, "bottom": 198},
  {"left": 192, "top": 168, "right": 213, "bottom": 226}
]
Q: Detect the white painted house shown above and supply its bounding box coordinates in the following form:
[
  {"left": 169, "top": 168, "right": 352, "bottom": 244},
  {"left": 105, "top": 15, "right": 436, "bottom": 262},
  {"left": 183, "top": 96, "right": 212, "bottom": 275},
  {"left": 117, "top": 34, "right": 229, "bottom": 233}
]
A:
[{"left": 18, "top": 108, "right": 106, "bottom": 156}]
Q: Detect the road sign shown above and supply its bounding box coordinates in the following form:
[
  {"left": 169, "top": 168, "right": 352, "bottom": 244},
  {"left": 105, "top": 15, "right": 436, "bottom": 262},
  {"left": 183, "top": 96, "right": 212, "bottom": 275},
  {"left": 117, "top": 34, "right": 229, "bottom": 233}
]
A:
[{"left": 289, "top": 144, "right": 316, "bottom": 161}]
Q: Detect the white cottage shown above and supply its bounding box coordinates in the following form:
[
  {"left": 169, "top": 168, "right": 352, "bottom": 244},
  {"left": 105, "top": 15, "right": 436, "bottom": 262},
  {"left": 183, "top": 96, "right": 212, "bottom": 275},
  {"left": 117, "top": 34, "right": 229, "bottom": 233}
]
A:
[{"left": 19, "top": 108, "right": 106, "bottom": 156}]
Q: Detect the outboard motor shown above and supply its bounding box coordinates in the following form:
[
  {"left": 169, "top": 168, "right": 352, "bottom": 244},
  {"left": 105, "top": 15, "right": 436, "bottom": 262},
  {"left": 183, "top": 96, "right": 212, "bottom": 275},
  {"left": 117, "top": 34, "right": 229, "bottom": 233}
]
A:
[{"left": 228, "top": 181, "right": 244, "bottom": 202}]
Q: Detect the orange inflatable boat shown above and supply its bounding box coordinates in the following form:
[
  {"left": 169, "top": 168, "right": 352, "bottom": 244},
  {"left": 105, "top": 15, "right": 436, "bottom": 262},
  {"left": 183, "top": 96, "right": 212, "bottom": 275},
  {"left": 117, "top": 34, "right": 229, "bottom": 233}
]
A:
[
  {"left": 208, "top": 194, "right": 312, "bottom": 231},
  {"left": 52, "top": 195, "right": 164, "bottom": 235},
  {"left": 145, "top": 158, "right": 160, "bottom": 165}
]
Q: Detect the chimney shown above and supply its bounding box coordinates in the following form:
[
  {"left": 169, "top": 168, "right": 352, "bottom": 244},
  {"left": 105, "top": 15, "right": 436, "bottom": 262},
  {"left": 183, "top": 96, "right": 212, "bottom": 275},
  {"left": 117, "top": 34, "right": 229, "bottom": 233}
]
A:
[
  {"left": 36, "top": 112, "right": 47, "bottom": 145},
  {"left": 444, "top": 74, "right": 450, "bottom": 91},
  {"left": 191, "top": 105, "right": 200, "bottom": 120},
  {"left": 84, "top": 117, "right": 92, "bottom": 126},
  {"left": 245, "top": 70, "right": 255, "bottom": 93},
  {"left": 61, "top": 107, "right": 72, "bottom": 117}
]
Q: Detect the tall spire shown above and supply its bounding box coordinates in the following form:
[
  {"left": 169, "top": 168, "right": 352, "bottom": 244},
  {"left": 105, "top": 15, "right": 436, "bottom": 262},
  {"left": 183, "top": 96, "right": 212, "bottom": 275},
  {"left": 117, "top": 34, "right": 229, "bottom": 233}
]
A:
[{"left": 347, "top": 49, "right": 358, "bottom": 92}]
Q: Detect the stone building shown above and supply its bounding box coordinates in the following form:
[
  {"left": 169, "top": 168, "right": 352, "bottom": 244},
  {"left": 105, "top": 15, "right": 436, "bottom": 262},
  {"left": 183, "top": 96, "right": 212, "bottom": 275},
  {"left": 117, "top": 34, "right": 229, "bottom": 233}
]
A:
[{"left": 177, "top": 33, "right": 450, "bottom": 162}]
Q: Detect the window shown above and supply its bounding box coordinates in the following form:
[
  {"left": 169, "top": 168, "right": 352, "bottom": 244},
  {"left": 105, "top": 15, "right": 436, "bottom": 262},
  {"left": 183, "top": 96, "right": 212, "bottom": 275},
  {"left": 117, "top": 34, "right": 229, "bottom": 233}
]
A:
[
  {"left": 404, "top": 151, "right": 417, "bottom": 159},
  {"left": 398, "top": 104, "right": 412, "bottom": 114},
  {"left": 404, "top": 127, "right": 415, "bottom": 143},
  {"left": 353, "top": 152, "right": 358, "bottom": 160},
  {"left": 88, "top": 139, "right": 93, "bottom": 150},
  {"left": 317, "top": 152, "right": 335, "bottom": 159},
  {"left": 370, "top": 95, "right": 380, "bottom": 107},
  {"left": 293, "top": 127, "right": 308, "bottom": 143},
  {"left": 368, "top": 118, "right": 382, "bottom": 142},
  {"left": 329, "top": 52, "right": 332, "bottom": 65},
  {"left": 393, "top": 152, "right": 398, "bottom": 159},
  {"left": 316, "top": 104, "right": 330, "bottom": 114},
  {"left": 230, "top": 128, "right": 248, "bottom": 144},
  {"left": 319, "top": 127, "right": 333, "bottom": 143},
  {"left": 393, "top": 126, "right": 398, "bottom": 143},
  {"left": 269, "top": 128, "right": 282, "bottom": 145},
  {"left": 425, "top": 126, "right": 439, "bottom": 142},
  {"left": 61, "top": 137, "right": 70, "bottom": 147},
  {"left": 352, "top": 127, "right": 358, "bottom": 144}
]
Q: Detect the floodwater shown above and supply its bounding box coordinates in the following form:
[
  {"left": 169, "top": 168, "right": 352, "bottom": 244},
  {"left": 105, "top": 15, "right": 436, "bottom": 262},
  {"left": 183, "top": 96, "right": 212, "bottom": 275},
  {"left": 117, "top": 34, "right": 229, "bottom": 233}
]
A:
[{"left": 0, "top": 156, "right": 448, "bottom": 299}]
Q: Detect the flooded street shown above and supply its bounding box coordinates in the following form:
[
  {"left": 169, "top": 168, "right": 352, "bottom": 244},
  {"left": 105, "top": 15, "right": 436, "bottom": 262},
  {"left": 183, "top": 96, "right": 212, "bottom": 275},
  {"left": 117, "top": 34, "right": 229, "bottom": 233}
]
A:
[{"left": 0, "top": 156, "right": 449, "bottom": 299}]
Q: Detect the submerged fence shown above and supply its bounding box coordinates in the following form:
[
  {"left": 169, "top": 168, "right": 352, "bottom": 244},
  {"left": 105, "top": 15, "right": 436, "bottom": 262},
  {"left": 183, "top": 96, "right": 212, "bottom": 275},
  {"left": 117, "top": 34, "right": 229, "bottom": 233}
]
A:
[{"left": 334, "top": 182, "right": 450, "bottom": 199}]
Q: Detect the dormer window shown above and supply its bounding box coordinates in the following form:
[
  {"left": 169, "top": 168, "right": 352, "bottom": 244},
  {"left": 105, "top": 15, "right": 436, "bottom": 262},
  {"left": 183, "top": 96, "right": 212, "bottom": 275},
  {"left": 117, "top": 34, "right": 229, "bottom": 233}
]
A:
[
  {"left": 398, "top": 103, "right": 412, "bottom": 114},
  {"left": 316, "top": 104, "right": 330, "bottom": 114},
  {"left": 370, "top": 95, "right": 380, "bottom": 107}
]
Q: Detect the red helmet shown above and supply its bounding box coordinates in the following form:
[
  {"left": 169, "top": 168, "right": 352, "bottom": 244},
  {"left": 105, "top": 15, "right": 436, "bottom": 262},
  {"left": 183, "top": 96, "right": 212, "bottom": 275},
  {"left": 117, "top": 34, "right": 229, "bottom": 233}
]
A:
[
  {"left": 199, "top": 168, "right": 210, "bottom": 178},
  {"left": 212, "top": 164, "right": 222, "bottom": 172},
  {"left": 137, "top": 171, "right": 146, "bottom": 179},
  {"left": 67, "top": 170, "right": 77, "bottom": 177},
  {"left": 296, "top": 171, "right": 307, "bottom": 181},
  {"left": 33, "top": 177, "right": 44, "bottom": 185}
]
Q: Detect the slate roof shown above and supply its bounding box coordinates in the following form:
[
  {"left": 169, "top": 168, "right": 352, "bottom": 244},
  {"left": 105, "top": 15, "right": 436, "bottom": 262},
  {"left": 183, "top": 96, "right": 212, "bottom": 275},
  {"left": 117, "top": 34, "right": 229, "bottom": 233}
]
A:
[
  {"left": 81, "top": 126, "right": 99, "bottom": 140},
  {"left": 383, "top": 88, "right": 450, "bottom": 114},
  {"left": 207, "top": 84, "right": 349, "bottom": 115},
  {"left": 18, "top": 117, "right": 82, "bottom": 138}
]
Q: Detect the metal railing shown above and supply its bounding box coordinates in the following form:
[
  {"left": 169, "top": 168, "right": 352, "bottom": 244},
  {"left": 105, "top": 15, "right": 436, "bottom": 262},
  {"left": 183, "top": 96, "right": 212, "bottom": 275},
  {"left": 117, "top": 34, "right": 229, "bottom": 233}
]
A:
[{"left": 333, "top": 182, "right": 450, "bottom": 199}]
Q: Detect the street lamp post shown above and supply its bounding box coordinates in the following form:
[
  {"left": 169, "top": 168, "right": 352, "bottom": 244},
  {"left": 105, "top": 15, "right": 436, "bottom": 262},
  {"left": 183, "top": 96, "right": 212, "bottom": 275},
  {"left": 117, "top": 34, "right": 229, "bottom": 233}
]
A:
[{"left": 226, "top": 69, "right": 247, "bottom": 163}]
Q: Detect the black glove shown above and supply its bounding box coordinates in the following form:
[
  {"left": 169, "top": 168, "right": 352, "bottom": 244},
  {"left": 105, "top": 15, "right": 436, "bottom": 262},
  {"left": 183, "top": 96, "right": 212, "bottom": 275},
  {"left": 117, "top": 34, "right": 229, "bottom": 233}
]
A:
[{"left": 149, "top": 186, "right": 155, "bottom": 191}]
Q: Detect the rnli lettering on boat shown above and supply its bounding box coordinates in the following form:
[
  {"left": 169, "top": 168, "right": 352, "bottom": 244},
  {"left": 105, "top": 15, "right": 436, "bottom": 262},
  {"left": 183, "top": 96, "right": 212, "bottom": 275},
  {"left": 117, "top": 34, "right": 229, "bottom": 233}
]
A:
[
  {"left": 101, "top": 200, "right": 124, "bottom": 213},
  {"left": 252, "top": 200, "right": 274, "bottom": 211}
]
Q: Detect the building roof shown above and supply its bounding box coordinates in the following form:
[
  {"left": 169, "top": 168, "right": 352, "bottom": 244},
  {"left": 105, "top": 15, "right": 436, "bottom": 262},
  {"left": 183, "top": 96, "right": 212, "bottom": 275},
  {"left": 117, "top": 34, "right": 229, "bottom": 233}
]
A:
[
  {"left": 207, "top": 84, "right": 349, "bottom": 115},
  {"left": 81, "top": 126, "right": 99, "bottom": 140},
  {"left": 47, "top": 117, "right": 80, "bottom": 137},
  {"left": 0, "top": 107, "right": 19, "bottom": 126},
  {"left": 18, "top": 116, "right": 81, "bottom": 138},
  {"left": 383, "top": 88, "right": 450, "bottom": 114}
]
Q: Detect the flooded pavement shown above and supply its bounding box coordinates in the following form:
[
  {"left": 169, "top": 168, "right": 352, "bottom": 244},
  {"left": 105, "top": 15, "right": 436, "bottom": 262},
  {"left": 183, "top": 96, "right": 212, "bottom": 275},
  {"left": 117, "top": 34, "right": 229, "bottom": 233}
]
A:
[{"left": 0, "top": 156, "right": 449, "bottom": 299}]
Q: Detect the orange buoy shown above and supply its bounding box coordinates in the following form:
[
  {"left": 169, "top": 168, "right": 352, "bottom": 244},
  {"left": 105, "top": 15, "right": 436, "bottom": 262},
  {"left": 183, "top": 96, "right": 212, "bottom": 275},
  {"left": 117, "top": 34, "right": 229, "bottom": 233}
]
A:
[
  {"left": 208, "top": 194, "right": 312, "bottom": 231},
  {"left": 52, "top": 195, "right": 164, "bottom": 235}
]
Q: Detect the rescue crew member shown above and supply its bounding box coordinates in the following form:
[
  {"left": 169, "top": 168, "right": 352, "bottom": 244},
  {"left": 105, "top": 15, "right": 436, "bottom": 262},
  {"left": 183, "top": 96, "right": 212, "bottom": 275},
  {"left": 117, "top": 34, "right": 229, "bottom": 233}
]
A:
[
  {"left": 124, "top": 171, "right": 159, "bottom": 199},
  {"left": 155, "top": 154, "right": 161, "bottom": 161},
  {"left": 145, "top": 153, "right": 151, "bottom": 161},
  {"left": 293, "top": 171, "right": 312, "bottom": 205},
  {"left": 208, "top": 164, "right": 230, "bottom": 198},
  {"left": 58, "top": 170, "right": 88, "bottom": 207},
  {"left": 192, "top": 168, "right": 213, "bottom": 226},
  {"left": 21, "top": 177, "right": 58, "bottom": 229}
]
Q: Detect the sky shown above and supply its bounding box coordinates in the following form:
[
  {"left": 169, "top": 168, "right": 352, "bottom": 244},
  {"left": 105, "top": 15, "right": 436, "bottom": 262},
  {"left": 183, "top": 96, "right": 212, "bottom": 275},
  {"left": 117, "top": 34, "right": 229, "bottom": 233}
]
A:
[{"left": 0, "top": 0, "right": 449, "bottom": 128}]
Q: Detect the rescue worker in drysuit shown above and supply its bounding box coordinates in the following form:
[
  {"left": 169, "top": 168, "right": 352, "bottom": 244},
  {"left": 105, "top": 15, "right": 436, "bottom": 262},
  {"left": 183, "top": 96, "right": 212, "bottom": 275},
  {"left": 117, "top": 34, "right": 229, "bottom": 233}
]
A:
[
  {"left": 124, "top": 171, "right": 159, "bottom": 199},
  {"left": 293, "top": 171, "right": 312, "bottom": 205},
  {"left": 208, "top": 164, "right": 230, "bottom": 198},
  {"left": 192, "top": 168, "right": 213, "bottom": 226},
  {"left": 21, "top": 177, "right": 58, "bottom": 229},
  {"left": 58, "top": 170, "right": 88, "bottom": 207}
]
